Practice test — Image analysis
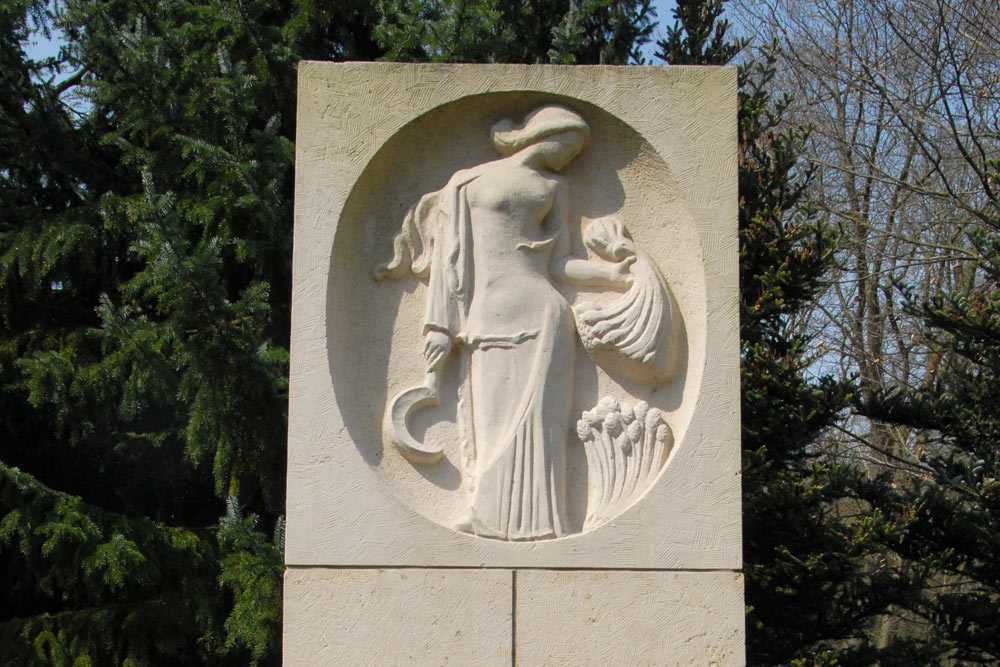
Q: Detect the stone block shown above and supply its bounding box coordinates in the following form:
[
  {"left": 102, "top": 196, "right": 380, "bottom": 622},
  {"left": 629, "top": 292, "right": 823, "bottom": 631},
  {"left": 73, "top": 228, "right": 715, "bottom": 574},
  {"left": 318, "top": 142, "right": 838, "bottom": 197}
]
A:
[
  {"left": 515, "top": 570, "right": 745, "bottom": 665},
  {"left": 288, "top": 62, "right": 740, "bottom": 570},
  {"left": 283, "top": 568, "right": 512, "bottom": 666}
]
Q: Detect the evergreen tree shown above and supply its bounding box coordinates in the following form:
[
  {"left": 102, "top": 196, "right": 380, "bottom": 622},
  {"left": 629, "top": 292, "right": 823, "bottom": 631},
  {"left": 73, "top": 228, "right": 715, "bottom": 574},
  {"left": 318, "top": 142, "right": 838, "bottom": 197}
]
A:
[
  {"left": 860, "top": 141, "right": 1000, "bottom": 663},
  {"left": 376, "top": 0, "right": 655, "bottom": 65},
  {"left": 1, "top": 0, "right": 382, "bottom": 663},
  {"left": 657, "top": 2, "right": 904, "bottom": 664},
  {"left": 1, "top": 1, "right": 656, "bottom": 664}
]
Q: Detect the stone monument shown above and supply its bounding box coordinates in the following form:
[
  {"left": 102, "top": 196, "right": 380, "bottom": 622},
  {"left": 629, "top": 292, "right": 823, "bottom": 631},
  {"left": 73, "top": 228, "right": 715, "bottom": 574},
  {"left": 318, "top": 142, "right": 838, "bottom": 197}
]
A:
[{"left": 286, "top": 63, "right": 743, "bottom": 665}]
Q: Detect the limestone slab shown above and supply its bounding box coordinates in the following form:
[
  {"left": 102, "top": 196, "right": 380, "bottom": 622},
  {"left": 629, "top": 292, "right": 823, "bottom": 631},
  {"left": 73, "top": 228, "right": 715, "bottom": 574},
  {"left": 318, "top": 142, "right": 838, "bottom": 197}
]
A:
[
  {"left": 283, "top": 567, "right": 512, "bottom": 666},
  {"left": 515, "top": 569, "right": 745, "bottom": 665},
  {"left": 288, "top": 63, "right": 739, "bottom": 568}
]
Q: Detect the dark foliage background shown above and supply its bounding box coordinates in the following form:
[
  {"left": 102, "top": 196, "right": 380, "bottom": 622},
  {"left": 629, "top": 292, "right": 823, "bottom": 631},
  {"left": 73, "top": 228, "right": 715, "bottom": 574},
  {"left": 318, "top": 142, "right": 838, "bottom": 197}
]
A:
[{"left": 6, "top": 0, "right": 991, "bottom": 665}]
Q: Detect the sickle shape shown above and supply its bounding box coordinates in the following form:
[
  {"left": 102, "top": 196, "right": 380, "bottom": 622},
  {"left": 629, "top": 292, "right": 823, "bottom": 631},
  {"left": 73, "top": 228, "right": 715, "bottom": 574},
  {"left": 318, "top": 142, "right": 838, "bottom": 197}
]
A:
[{"left": 383, "top": 370, "right": 445, "bottom": 464}]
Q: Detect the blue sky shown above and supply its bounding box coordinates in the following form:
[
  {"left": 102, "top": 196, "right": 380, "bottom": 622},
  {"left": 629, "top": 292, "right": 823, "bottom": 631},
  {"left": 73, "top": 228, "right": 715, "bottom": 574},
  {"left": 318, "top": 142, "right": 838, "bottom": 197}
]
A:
[
  {"left": 22, "top": 17, "right": 63, "bottom": 62},
  {"left": 645, "top": 0, "right": 680, "bottom": 60}
]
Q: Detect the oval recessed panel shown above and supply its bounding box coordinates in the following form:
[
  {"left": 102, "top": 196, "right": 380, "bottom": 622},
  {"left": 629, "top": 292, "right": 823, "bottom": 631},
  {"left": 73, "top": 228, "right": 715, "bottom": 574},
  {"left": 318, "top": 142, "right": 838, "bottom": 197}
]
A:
[{"left": 327, "top": 91, "right": 706, "bottom": 540}]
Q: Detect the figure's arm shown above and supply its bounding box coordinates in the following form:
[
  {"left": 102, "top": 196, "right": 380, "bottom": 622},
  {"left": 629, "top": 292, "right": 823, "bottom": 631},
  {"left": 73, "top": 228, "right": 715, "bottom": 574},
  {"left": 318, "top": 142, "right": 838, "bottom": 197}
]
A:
[
  {"left": 548, "top": 186, "right": 635, "bottom": 289},
  {"left": 555, "top": 254, "right": 636, "bottom": 288}
]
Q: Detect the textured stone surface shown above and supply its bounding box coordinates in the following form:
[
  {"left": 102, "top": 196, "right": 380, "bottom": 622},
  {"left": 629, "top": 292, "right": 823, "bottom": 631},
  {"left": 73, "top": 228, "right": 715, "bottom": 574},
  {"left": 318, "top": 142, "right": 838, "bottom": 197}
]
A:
[
  {"left": 287, "top": 63, "right": 743, "bottom": 667},
  {"left": 283, "top": 568, "right": 512, "bottom": 666},
  {"left": 288, "top": 62, "right": 740, "bottom": 569},
  {"left": 516, "top": 570, "right": 745, "bottom": 665},
  {"left": 374, "top": 104, "right": 679, "bottom": 541}
]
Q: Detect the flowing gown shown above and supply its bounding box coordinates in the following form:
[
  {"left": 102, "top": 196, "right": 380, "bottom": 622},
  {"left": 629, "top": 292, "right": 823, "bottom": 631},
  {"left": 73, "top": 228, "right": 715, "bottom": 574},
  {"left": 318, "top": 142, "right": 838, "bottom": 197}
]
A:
[{"left": 422, "top": 165, "right": 574, "bottom": 540}]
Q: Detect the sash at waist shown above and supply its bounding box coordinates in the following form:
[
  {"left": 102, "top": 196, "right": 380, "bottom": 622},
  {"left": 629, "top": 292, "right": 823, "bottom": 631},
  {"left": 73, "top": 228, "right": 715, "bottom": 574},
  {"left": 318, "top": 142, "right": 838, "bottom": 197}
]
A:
[{"left": 457, "top": 329, "right": 539, "bottom": 350}]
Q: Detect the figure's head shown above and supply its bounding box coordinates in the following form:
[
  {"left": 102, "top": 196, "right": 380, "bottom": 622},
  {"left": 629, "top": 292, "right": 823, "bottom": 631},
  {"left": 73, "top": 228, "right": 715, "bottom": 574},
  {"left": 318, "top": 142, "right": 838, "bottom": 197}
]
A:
[{"left": 491, "top": 105, "right": 590, "bottom": 168}]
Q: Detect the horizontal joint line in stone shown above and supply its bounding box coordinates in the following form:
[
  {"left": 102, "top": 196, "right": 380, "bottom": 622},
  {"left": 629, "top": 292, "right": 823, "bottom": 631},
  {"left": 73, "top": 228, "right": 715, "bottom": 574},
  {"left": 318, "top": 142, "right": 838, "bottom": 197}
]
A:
[{"left": 284, "top": 564, "right": 743, "bottom": 573}]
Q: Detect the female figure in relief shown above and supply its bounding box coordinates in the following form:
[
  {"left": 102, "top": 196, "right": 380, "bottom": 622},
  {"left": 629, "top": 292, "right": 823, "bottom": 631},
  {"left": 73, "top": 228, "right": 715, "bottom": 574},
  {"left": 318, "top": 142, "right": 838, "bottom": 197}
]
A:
[{"left": 379, "top": 105, "right": 633, "bottom": 540}]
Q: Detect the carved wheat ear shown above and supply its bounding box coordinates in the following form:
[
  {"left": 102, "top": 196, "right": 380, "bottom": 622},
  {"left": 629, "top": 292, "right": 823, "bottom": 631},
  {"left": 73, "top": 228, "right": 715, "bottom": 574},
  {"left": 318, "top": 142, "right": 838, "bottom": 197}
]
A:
[
  {"left": 578, "top": 397, "right": 673, "bottom": 530},
  {"left": 583, "top": 217, "right": 635, "bottom": 261},
  {"left": 574, "top": 218, "right": 678, "bottom": 384}
]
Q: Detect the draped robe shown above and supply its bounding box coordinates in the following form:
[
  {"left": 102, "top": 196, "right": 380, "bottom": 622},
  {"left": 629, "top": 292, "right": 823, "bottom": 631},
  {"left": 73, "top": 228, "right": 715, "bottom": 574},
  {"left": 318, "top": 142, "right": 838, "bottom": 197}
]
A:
[{"left": 393, "top": 167, "right": 574, "bottom": 540}]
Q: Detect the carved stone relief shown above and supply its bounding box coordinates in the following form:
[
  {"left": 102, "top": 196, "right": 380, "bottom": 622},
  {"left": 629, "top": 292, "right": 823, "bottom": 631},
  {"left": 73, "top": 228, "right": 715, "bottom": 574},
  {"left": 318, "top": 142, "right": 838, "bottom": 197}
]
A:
[
  {"left": 289, "top": 64, "right": 738, "bottom": 571},
  {"left": 371, "top": 103, "right": 685, "bottom": 541}
]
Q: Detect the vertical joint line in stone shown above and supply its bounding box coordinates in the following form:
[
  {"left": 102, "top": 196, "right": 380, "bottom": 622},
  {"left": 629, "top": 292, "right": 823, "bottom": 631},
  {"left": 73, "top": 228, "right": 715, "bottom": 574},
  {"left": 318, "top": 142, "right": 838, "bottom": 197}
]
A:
[{"left": 511, "top": 569, "right": 517, "bottom": 666}]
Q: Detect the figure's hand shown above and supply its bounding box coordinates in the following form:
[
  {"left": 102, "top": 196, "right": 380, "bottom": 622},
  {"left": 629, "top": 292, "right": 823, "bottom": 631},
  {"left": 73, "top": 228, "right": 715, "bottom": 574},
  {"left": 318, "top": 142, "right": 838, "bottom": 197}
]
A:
[
  {"left": 611, "top": 254, "right": 637, "bottom": 287},
  {"left": 424, "top": 330, "right": 452, "bottom": 371}
]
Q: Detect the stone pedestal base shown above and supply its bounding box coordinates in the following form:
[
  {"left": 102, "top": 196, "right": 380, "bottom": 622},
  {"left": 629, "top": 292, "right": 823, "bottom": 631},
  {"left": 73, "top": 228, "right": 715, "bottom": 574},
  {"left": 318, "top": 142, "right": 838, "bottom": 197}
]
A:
[{"left": 283, "top": 567, "right": 744, "bottom": 666}]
